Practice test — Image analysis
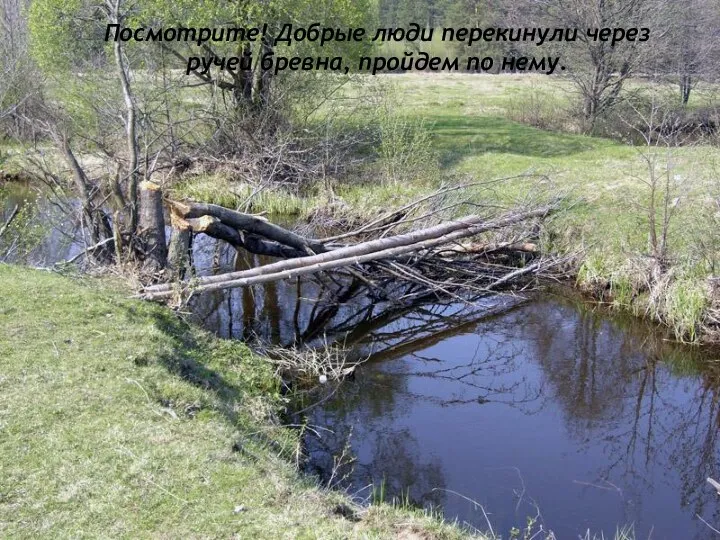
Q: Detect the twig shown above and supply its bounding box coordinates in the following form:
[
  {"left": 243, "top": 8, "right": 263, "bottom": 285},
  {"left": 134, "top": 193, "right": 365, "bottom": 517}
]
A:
[
  {"left": 431, "top": 488, "right": 495, "bottom": 538},
  {"left": 697, "top": 514, "right": 720, "bottom": 535},
  {"left": 0, "top": 204, "right": 19, "bottom": 239},
  {"left": 65, "top": 237, "right": 114, "bottom": 264}
]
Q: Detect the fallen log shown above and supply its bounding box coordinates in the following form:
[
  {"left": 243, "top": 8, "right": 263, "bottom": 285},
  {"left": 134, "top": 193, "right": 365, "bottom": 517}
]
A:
[
  {"left": 181, "top": 215, "right": 308, "bottom": 259},
  {"left": 169, "top": 200, "right": 326, "bottom": 255},
  {"left": 142, "top": 205, "right": 555, "bottom": 300}
]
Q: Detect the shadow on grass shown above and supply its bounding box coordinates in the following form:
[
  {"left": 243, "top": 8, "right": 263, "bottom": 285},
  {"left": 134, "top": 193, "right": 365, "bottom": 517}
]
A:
[
  {"left": 426, "top": 115, "right": 599, "bottom": 167},
  {"left": 126, "top": 302, "right": 283, "bottom": 453}
]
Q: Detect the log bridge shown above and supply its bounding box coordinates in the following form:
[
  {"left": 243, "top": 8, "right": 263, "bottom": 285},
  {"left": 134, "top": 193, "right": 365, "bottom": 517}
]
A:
[{"left": 139, "top": 183, "right": 561, "bottom": 301}]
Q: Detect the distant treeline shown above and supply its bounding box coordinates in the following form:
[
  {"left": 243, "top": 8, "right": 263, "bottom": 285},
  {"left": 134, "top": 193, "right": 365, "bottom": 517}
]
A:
[{"left": 379, "top": 0, "right": 493, "bottom": 29}]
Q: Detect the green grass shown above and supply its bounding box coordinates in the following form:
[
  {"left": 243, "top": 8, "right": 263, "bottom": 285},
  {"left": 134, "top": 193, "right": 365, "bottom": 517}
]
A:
[
  {"left": 171, "top": 174, "right": 326, "bottom": 216},
  {"left": 339, "top": 74, "right": 720, "bottom": 341},
  {"left": 0, "top": 264, "right": 479, "bottom": 539},
  {"left": 173, "top": 72, "right": 720, "bottom": 341}
]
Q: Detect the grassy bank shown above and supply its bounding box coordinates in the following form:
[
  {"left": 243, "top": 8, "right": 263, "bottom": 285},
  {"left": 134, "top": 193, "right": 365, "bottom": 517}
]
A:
[
  {"left": 382, "top": 74, "right": 720, "bottom": 342},
  {"left": 0, "top": 264, "right": 474, "bottom": 539}
]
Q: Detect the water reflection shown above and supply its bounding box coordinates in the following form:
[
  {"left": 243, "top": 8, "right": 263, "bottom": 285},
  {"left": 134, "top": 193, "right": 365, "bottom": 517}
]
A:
[
  {"left": 522, "top": 303, "right": 720, "bottom": 535},
  {"left": 301, "top": 301, "right": 720, "bottom": 539},
  {"left": 1, "top": 182, "right": 85, "bottom": 265},
  {"left": 187, "top": 237, "right": 720, "bottom": 539}
]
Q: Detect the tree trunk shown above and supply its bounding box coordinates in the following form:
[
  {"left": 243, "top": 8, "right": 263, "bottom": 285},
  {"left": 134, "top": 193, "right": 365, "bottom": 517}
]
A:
[
  {"left": 167, "top": 226, "right": 191, "bottom": 280},
  {"left": 138, "top": 181, "right": 167, "bottom": 272},
  {"left": 680, "top": 74, "right": 692, "bottom": 105},
  {"left": 238, "top": 43, "right": 253, "bottom": 102},
  {"left": 111, "top": 0, "right": 140, "bottom": 232},
  {"left": 59, "top": 138, "right": 113, "bottom": 256},
  {"left": 253, "top": 31, "right": 274, "bottom": 108}
]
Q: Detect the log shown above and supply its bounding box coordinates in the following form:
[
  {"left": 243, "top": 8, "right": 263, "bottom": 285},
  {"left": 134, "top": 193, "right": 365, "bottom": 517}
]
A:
[
  {"left": 169, "top": 200, "right": 326, "bottom": 255},
  {"left": 186, "top": 215, "right": 243, "bottom": 248},
  {"left": 142, "top": 206, "right": 554, "bottom": 299},
  {"left": 146, "top": 211, "right": 493, "bottom": 295},
  {"left": 184, "top": 215, "right": 307, "bottom": 259},
  {"left": 139, "top": 181, "right": 167, "bottom": 271}
]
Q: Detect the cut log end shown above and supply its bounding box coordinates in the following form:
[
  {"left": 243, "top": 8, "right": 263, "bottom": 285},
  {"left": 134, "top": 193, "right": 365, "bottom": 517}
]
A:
[
  {"left": 188, "top": 215, "right": 221, "bottom": 232},
  {"left": 139, "top": 180, "right": 162, "bottom": 191},
  {"left": 167, "top": 199, "right": 326, "bottom": 255}
]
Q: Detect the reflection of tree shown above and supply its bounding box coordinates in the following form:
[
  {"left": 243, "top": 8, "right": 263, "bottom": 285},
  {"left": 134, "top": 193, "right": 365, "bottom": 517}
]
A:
[
  {"left": 187, "top": 236, "right": 527, "bottom": 359},
  {"left": 188, "top": 238, "right": 547, "bottom": 510},
  {"left": 304, "top": 408, "right": 447, "bottom": 509},
  {"left": 299, "top": 306, "right": 546, "bottom": 511},
  {"left": 522, "top": 298, "right": 720, "bottom": 536},
  {"left": 187, "top": 239, "right": 720, "bottom": 535}
]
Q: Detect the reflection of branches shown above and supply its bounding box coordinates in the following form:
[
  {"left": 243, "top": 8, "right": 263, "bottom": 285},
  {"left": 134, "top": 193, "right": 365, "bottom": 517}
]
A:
[
  {"left": 298, "top": 308, "right": 551, "bottom": 514},
  {"left": 387, "top": 343, "right": 545, "bottom": 409},
  {"left": 523, "top": 298, "right": 720, "bottom": 536},
  {"left": 189, "top": 248, "right": 551, "bottom": 511},
  {"left": 189, "top": 238, "right": 529, "bottom": 360},
  {"left": 188, "top": 238, "right": 720, "bottom": 537}
]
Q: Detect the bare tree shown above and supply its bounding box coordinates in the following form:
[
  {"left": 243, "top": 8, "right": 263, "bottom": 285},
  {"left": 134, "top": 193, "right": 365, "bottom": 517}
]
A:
[
  {"left": 658, "top": 0, "right": 720, "bottom": 105},
  {"left": 619, "top": 93, "right": 691, "bottom": 267},
  {"left": 0, "top": 0, "right": 41, "bottom": 138},
  {"left": 106, "top": 0, "right": 140, "bottom": 232},
  {"left": 530, "top": 0, "right": 665, "bottom": 128}
]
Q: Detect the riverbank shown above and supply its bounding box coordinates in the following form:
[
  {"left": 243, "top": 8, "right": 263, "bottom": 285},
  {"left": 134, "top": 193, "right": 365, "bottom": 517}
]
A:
[
  {"left": 0, "top": 264, "right": 475, "bottom": 538},
  {"left": 171, "top": 73, "right": 720, "bottom": 344}
]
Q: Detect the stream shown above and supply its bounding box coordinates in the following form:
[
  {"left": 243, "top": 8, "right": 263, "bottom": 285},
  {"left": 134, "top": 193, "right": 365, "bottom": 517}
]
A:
[
  {"left": 187, "top": 231, "right": 720, "bottom": 539},
  {"left": 3, "top": 189, "right": 720, "bottom": 538}
]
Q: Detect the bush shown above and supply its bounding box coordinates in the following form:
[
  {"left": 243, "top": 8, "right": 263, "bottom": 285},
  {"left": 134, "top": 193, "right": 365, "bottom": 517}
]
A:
[
  {"left": 374, "top": 89, "right": 439, "bottom": 186},
  {"left": 505, "top": 82, "right": 576, "bottom": 132}
]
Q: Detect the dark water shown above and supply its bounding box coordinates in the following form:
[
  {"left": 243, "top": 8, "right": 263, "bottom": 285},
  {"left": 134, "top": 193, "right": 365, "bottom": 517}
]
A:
[
  {"left": 0, "top": 182, "right": 84, "bottom": 265},
  {"left": 4, "top": 189, "right": 720, "bottom": 538},
  {"left": 186, "top": 239, "right": 720, "bottom": 539},
  {"left": 302, "top": 299, "right": 720, "bottom": 539}
]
